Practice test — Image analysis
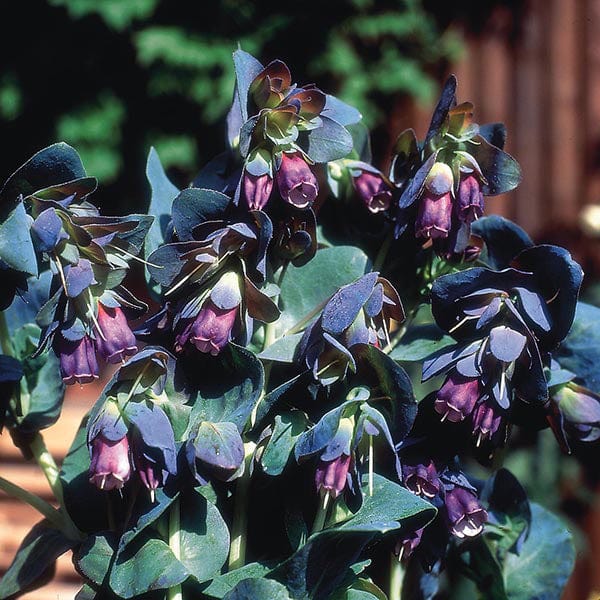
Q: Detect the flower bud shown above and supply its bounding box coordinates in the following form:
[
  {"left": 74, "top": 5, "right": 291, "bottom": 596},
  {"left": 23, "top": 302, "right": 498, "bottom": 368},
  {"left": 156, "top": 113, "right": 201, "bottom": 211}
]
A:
[
  {"left": 553, "top": 383, "right": 600, "bottom": 442},
  {"left": 444, "top": 486, "right": 488, "bottom": 539},
  {"left": 402, "top": 461, "right": 441, "bottom": 498},
  {"left": 457, "top": 174, "right": 484, "bottom": 224},
  {"left": 243, "top": 171, "right": 274, "bottom": 211},
  {"left": 276, "top": 152, "right": 318, "bottom": 208},
  {"left": 315, "top": 453, "right": 351, "bottom": 498},
  {"left": 352, "top": 170, "right": 392, "bottom": 213},
  {"left": 94, "top": 303, "right": 138, "bottom": 364},
  {"left": 55, "top": 334, "right": 99, "bottom": 385},
  {"left": 424, "top": 162, "right": 454, "bottom": 196},
  {"left": 435, "top": 371, "right": 480, "bottom": 423},
  {"left": 89, "top": 434, "right": 131, "bottom": 491},
  {"left": 472, "top": 402, "right": 502, "bottom": 446},
  {"left": 415, "top": 191, "right": 453, "bottom": 240}
]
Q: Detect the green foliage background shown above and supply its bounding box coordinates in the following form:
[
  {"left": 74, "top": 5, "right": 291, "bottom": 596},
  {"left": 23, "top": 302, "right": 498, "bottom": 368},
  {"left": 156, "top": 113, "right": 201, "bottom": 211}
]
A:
[{"left": 0, "top": 0, "right": 473, "bottom": 213}]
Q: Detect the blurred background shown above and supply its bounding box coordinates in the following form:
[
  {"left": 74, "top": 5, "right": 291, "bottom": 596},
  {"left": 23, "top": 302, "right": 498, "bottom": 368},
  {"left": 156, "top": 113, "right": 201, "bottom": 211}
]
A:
[{"left": 2, "top": 0, "right": 600, "bottom": 598}]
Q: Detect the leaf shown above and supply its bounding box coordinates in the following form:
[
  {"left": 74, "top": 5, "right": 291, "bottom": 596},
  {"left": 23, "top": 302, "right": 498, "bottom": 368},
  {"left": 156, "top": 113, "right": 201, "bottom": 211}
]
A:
[
  {"left": 471, "top": 215, "right": 533, "bottom": 270},
  {"left": 555, "top": 302, "right": 600, "bottom": 392},
  {"left": 304, "top": 116, "right": 354, "bottom": 163},
  {"left": 0, "top": 521, "right": 73, "bottom": 598},
  {"left": 261, "top": 411, "right": 309, "bottom": 476},
  {"left": 232, "top": 49, "right": 264, "bottom": 123},
  {"left": 275, "top": 245, "right": 369, "bottom": 336},
  {"left": 179, "top": 489, "right": 230, "bottom": 583},
  {"left": 471, "top": 136, "right": 522, "bottom": 195},
  {"left": 323, "top": 95, "right": 362, "bottom": 127},
  {"left": 192, "top": 421, "right": 244, "bottom": 472},
  {"left": 144, "top": 147, "right": 179, "bottom": 293},
  {"left": 0, "top": 201, "right": 38, "bottom": 276},
  {"left": 423, "top": 76, "right": 456, "bottom": 147},
  {"left": 109, "top": 535, "right": 189, "bottom": 598},
  {"left": 75, "top": 533, "right": 116, "bottom": 587},
  {"left": 171, "top": 188, "right": 231, "bottom": 241},
  {"left": 258, "top": 332, "right": 304, "bottom": 363},
  {"left": 504, "top": 503, "right": 575, "bottom": 600},
  {"left": 202, "top": 562, "right": 272, "bottom": 598},
  {"left": 0, "top": 142, "right": 86, "bottom": 205},
  {"left": 223, "top": 578, "right": 291, "bottom": 600},
  {"left": 177, "top": 344, "right": 264, "bottom": 430},
  {"left": 390, "top": 324, "right": 455, "bottom": 362}
]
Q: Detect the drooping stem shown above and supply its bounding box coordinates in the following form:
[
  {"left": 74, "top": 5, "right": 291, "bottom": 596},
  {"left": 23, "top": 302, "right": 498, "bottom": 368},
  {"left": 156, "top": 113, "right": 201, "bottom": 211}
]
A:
[
  {"left": 0, "top": 476, "right": 64, "bottom": 529},
  {"left": 29, "top": 432, "right": 65, "bottom": 507},
  {"left": 311, "top": 490, "right": 331, "bottom": 535},
  {"left": 0, "top": 310, "right": 14, "bottom": 356},
  {"left": 373, "top": 230, "right": 394, "bottom": 273},
  {"left": 167, "top": 497, "right": 183, "bottom": 600},
  {"left": 228, "top": 442, "right": 256, "bottom": 571},
  {"left": 389, "top": 552, "right": 405, "bottom": 600}
]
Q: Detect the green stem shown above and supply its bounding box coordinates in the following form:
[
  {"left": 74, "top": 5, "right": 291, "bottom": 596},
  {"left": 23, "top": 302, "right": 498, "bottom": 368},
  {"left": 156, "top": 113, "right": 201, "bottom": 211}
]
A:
[
  {"left": 0, "top": 311, "right": 14, "bottom": 356},
  {"left": 167, "top": 497, "right": 183, "bottom": 600},
  {"left": 0, "top": 476, "right": 64, "bottom": 529},
  {"left": 311, "top": 491, "right": 331, "bottom": 535},
  {"left": 368, "top": 435, "right": 374, "bottom": 497},
  {"left": 284, "top": 297, "right": 330, "bottom": 336},
  {"left": 382, "top": 304, "right": 421, "bottom": 355},
  {"left": 228, "top": 442, "right": 256, "bottom": 571},
  {"left": 389, "top": 552, "right": 405, "bottom": 600},
  {"left": 373, "top": 230, "right": 394, "bottom": 273}
]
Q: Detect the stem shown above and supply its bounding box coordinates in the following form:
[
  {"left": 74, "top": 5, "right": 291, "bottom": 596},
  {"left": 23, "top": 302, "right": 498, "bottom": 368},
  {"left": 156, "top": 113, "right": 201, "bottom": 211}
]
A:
[
  {"left": 284, "top": 297, "right": 330, "bottom": 336},
  {"left": 228, "top": 442, "right": 256, "bottom": 571},
  {"left": 389, "top": 552, "right": 405, "bottom": 600},
  {"left": 29, "top": 433, "right": 65, "bottom": 507},
  {"left": 373, "top": 231, "right": 394, "bottom": 273},
  {"left": 382, "top": 304, "right": 420, "bottom": 355},
  {"left": 0, "top": 311, "right": 14, "bottom": 355},
  {"left": 167, "top": 497, "right": 183, "bottom": 600},
  {"left": 311, "top": 491, "right": 331, "bottom": 535},
  {"left": 368, "top": 435, "right": 374, "bottom": 497},
  {"left": 0, "top": 476, "right": 64, "bottom": 529}
]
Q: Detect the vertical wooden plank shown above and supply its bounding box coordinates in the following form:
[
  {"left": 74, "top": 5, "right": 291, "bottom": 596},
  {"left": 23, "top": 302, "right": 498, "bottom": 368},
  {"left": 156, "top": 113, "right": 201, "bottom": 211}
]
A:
[
  {"left": 548, "top": 0, "right": 582, "bottom": 224},
  {"left": 475, "top": 8, "right": 515, "bottom": 220},
  {"left": 513, "top": 0, "right": 544, "bottom": 236},
  {"left": 584, "top": 0, "right": 600, "bottom": 210}
]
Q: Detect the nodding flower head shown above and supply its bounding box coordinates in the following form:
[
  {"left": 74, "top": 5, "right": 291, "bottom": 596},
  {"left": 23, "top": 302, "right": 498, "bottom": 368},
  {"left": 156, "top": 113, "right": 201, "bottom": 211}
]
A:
[
  {"left": 89, "top": 433, "right": 131, "bottom": 491},
  {"left": 243, "top": 171, "right": 274, "bottom": 211},
  {"left": 352, "top": 170, "right": 392, "bottom": 213},
  {"left": 276, "top": 152, "right": 318, "bottom": 208},
  {"left": 94, "top": 303, "right": 137, "bottom": 364},
  {"left": 55, "top": 334, "right": 99, "bottom": 386},
  {"left": 444, "top": 486, "right": 488, "bottom": 539},
  {"left": 457, "top": 173, "right": 484, "bottom": 224},
  {"left": 402, "top": 460, "right": 442, "bottom": 499},
  {"left": 435, "top": 371, "right": 480, "bottom": 423},
  {"left": 315, "top": 453, "right": 352, "bottom": 499}
]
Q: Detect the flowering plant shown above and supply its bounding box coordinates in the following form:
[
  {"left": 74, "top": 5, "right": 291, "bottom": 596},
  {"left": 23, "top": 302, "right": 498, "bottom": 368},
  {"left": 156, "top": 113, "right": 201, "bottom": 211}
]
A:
[{"left": 0, "top": 49, "right": 593, "bottom": 600}]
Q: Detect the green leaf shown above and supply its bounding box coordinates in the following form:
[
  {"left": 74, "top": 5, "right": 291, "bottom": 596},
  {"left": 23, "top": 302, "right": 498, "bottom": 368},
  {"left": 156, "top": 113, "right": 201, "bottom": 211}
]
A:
[
  {"left": 179, "top": 489, "right": 230, "bottom": 583},
  {"left": 261, "top": 411, "right": 309, "bottom": 476},
  {"left": 144, "top": 147, "right": 179, "bottom": 293},
  {"left": 109, "top": 535, "right": 189, "bottom": 598},
  {"left": 0, "top": 201, "right": 37, "bottom": 276},
  {"left": 503, "top": 503, "right": 575, "bottom": 600},
  {"left": 202, "top": 562, "right": 273, "bottom": 598},
  {"left": 275, "top": 246, "right": 369, "bottom": 336},
  {"left": 171, "top": 187, "right": 230, "bottom": 241},
  {"left": 390, "top": 324, "right": 455, "bottom": 362},
  {"left": 258, "top": 332, "right": 304, "bottom": 363},
  {"left": 0, "top": 521, "right": 74, "bottom": 598},
  {"left": 472, "top": 136, "right": 521, "bottom": 196},
  {"left": 304, "top": 116, "right": 354, "bottom": 163},
  {"left": 223, "top": 578, "right": 291, "bottom": 600},
  {"left": 0, "top": 142, "right": 86, "bottom": 204},
  {"left": 75, "top": 533, "right": 116, "bottom": 587}
]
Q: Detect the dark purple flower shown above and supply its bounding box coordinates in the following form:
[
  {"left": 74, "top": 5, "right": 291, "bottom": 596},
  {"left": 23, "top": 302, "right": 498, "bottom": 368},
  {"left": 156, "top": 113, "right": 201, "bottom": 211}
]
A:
[
  {"left": 352, "top": 170, "right": 392, "bottom": 213},
  {"left": 471, "top": 402, "right": 502, "bottom": 446},
  {"left": 55, "top": 334, "right": 99, "bottom": 385},
  {"left": 457, "top": 174, "right": 484, "bottom": 224},
  {"left": 89, "top": 433, "right": 131, "bottom": 491},
  {"left": 276, "top": 152, "right": 318, "bottom": 208},
  {"left": 133, "top": 451, "right": 162, "bottom": 501},
  {"left": 415, "top": 191, "right": 453, "bottom": 240},
  {"left": 315, "top": 453, "right": 352, "bottom": 498},
  {"left": 402, "top": 461, "right": 442, "bottom": 498},
  {"left": 394, "top": 527, "right": 424, "bottom": 562},
  {"left": 435, "top": 371, "right": 480, "bottom": 423},
  {"left": 444, "top": 486, "right": 488, "bottom": 539},
  {"left": 95, "top": 303, "right": 137, "bottom": 364},
  {"left": 552, "top": 383, "right": 600, "bottom": 442},
  {"left": 243, "top": 171, "right": 274, "bottom": 211},
  {"left": 176, "top": 300, "right": 238, "bottom": 356}
]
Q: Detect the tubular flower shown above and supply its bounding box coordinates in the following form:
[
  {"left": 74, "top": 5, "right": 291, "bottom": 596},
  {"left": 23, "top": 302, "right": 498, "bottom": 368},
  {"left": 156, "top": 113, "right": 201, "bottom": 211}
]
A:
[
  {"left": 352, "top": 170, "right": 392, "bottom": 213},
  {"left": 94, "top": 303, "right": 137, "bottom": 364},
  {"left": 89, "top": 433, "right": 131, "bottom": 491},
  {"left": 276, "top": 152, "right": 318, "bottom": 208},
  {"left": 456, "top": 173, "right": 484, "bottom": 224},
  {"left": 315, "top": 453, "right": 352, "bottom": 499},
  {"left": 434, "top": 371, "right": 480, "bottom": 423},
  {"left": 243, "top": 171, "right": 274, "bottom": 211},
  {"left": 444, "top": 486, "right": 488, "bottom": 539},
  {"left": 402, "top": 461, "right": 442, "bottom": 499},
  {"left": 55, "top": 334, "right": 99, "bottom": 385}
]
